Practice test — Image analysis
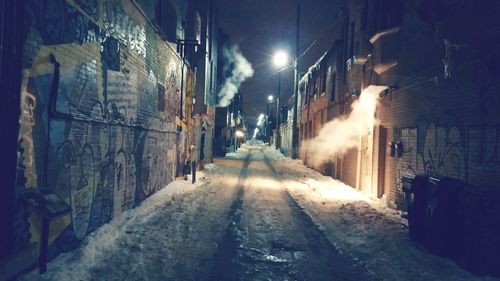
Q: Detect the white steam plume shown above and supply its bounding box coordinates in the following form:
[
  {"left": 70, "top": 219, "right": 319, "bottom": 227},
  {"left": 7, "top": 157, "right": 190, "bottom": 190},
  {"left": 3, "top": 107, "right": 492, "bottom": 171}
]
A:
[
  {"left": 303, "top": 85, "right": 388, "bottom": 167},
  {"left": 217, "top": 45, "right": 254, "bottom": 107}
]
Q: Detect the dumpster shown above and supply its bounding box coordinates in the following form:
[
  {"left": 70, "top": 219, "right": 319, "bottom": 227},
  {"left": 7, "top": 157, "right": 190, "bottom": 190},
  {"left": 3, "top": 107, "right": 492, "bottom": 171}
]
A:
[{"left": 403, "top": 175, "right": 500, "bottom": 277}]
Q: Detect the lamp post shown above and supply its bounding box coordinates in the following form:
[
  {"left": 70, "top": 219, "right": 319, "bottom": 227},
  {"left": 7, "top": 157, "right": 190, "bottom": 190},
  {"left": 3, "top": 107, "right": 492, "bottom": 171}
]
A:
[
  {"left": 272, "top": 47, "right": 298, "bottom": 157},
  {"left": 257, "top": 114, "right": 264, "bottom": 140},
  {"left": 267, "top": 95, "right": 274, "bottom": 146},
  {"left": 276, "top": 72, "right": 281, "bottom": 150},
  {"left": 293, "top": 4, "right": 300, "bottom": 159}
]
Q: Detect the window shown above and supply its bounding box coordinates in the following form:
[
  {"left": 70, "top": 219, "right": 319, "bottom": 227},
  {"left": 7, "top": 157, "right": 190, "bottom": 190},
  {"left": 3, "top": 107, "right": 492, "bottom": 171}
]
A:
[
  {"left": 302, "top": 81, "right": 308, "bottom": 105},
  {"left": 330, "top": 73, "right": 336, "bottom": 103},
  {"left": 321, "top": 68, "right": 327, "bottom": 94},
  {"left": 155, "top": 0, "right": 177, "bottom": 43},
  {"left": 314, "top": 74, "right": 320, "bottom": 97},
  {"left": 374, "top": 0, "right": 402, "bottom": 32},
  {"left": 349, "top": 21, "right": 355, "bottom": 59},
  {"left": 342, "top": 15, "right": 349, "bottom": 84}
]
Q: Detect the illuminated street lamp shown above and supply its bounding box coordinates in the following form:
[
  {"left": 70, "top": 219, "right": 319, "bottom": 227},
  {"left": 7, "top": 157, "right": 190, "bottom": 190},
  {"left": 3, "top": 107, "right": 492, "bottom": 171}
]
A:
[
  {"left": 235, "top": 130, "right": 245, "bottom": 138},
  {"left": 257, "top": 113, "right": 264, "bottom": 127},
  {"left": 267, "top": 95, "right": 276, "bottom": 146},
  {"left": 272, "top": 48, "right": 299, "bottom": 157},
  {"left": 271, "top": 50, "right": 292, "bottom": 151},
  {"left": 273, "top": 50, "right": 289, "bottom": 68},
  {"left": 268, "top": 4, "right": 300, "bottom": 157},
  {"left": 253, "top": 128, "right": 259, "bottom": 139},
  {"left": 234, "top": 129, "right": 245, "bottom": 151}
]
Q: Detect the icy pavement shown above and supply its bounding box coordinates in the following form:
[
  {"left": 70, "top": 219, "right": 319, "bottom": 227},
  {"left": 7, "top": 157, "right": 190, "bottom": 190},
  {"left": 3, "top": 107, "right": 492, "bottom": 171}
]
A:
[{"left": 20, "top": 142, "right": 500, "bottom": 281}]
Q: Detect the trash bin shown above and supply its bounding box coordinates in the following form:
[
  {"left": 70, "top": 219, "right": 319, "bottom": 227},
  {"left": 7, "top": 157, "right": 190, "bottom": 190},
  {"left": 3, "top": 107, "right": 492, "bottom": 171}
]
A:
[
  {"left": 423, "top": 177, "right": 443, "bottom": 254},
  {"left": 401, "top": 175, "right": 415, "bottom": 211},
  {"left": 402, "top": 175, "right": 429, "bottom": 243},
  {"left": 460, "top": 185, "right": 500, "bottom": 277},
  {"left": 425, "top": 177, "right": 466, "bottom": 257}
]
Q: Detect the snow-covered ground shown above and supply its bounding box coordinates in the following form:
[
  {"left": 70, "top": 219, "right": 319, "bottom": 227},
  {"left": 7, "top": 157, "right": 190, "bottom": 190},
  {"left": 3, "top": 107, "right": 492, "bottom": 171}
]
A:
[{"left": 20, "top": 142, "right": 500, "bottom": 281}]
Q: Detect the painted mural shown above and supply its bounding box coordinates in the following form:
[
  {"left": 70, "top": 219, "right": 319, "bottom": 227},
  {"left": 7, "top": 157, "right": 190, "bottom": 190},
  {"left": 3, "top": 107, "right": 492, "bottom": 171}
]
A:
[{"left": 15, "top": 0, "right": 183, "bottom": 259}]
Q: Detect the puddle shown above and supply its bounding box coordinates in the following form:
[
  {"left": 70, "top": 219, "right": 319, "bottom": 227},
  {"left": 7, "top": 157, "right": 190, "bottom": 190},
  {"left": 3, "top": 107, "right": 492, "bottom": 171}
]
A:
[{"left": 238, "top": 243, "right": 306, "bottom": 264}]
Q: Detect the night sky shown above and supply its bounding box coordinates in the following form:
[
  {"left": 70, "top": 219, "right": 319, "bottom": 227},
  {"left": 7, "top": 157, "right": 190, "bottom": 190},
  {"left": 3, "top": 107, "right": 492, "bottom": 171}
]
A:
[{"left": 215, "top": 0, "right": 343, "bottom": 126}]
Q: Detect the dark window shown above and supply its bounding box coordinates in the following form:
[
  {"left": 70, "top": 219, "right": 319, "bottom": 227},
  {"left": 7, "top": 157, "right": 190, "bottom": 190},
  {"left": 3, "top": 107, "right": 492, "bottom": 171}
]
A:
[
  {"left": 321, "top": 68, "right": 327, "bottom": 94},
  {"left": 374, "top": 0, "right": 402, "bottom": 32},
  {"left": 155, "top": 0, "right": 177, "bottom": 43},
  {"left": 303, "top": 82, "right": 308, "bottom": 105},
  {"left": 330, "top": 73, "right": 336, "bottom": 103},
  {"left": 314, "top": 74, "right": 320, "bottom": 96},
  {"left": 342, "top": 14, "right": 349, "bottom": 84}
]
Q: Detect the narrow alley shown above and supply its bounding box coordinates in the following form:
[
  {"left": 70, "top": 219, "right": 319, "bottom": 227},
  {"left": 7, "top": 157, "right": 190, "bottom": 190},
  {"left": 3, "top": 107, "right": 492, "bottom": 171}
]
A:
[{"left": 19, "top": 144, "right": 497, "bottom": 281}]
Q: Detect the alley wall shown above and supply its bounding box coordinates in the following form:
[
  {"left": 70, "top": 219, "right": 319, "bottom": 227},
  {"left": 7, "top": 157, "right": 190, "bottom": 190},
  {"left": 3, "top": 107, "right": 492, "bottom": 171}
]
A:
[{"left": 11, "top": 0, "right": 186, "bottom": 269}]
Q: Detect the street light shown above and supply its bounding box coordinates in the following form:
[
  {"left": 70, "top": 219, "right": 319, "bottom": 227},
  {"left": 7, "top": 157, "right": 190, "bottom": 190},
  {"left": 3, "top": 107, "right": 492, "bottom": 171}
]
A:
[
  {"left": 235, "top": 130, "right": 244, "bottom": 138},
  {"left": 267, "top": 92, "right": 279, "bottom": 148},
  {"left": 272, "top": 51, "right": 298, "bottom": 156},
  {"left": 273, "top": 50, "right": 290, "bottom": 68},
  {"left": 253, "top": 128, "right": 259, "bottom": 139},
  {"left": 235, "top": 129, "right": 245, "bottom": 151},
  {"left": 271, "top": 8, "right": 300, "bottom": 158},
  {"left": 271, "top": 50, "right": 292, "bottom": 152}
]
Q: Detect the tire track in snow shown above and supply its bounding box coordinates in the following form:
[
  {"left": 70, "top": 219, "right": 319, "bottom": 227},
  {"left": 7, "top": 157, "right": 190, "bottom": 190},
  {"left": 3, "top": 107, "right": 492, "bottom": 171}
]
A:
[
  {"left": 263, "top": 155, "right": 381, "bottom": 281},
  {"left": 205, "top": 154, "right": 251, "bottom": 281}
]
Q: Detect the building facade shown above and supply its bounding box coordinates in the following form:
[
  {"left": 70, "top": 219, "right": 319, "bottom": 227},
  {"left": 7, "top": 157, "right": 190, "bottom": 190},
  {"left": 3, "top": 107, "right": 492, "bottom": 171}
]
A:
[
  {"left": 298, "top": 0, "right": 500, "bottom": 207},
  {"left": 0, "top": 0, "right": 222, "bottom": 278}
]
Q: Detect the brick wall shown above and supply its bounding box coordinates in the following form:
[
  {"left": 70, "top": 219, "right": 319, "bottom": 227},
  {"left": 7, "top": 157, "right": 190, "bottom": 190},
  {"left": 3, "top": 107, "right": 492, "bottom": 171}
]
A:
[
  {"left": 379, "top": 64, "right": 500, "bottom": 207},
  {"left": 317, "top": 0, "right": 500, "bottom": 207},
  {"left": 374, "top": 0, "right": 500, "bottom": 207},
  {"left": 12, "top": 0, "right": 186, "bottom": 268}
]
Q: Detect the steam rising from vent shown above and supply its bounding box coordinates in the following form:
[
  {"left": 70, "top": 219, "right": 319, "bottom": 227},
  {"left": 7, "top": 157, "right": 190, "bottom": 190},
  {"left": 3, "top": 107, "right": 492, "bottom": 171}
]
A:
[
  {"left": 303, "top": 85, "right": 388, "bottom": 167},
  {"left": 217, "top": 45, "right": 254, "bottom": 107}
]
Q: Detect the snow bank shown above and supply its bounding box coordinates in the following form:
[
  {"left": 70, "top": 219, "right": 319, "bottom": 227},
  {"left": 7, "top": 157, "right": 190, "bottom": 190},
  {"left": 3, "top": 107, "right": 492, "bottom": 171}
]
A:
[
  {"left": 20, "top": 174, "right": 206, "bottom": 281},
  {"left": 267, "top": 149, "right": 496, "bottom": 281}
]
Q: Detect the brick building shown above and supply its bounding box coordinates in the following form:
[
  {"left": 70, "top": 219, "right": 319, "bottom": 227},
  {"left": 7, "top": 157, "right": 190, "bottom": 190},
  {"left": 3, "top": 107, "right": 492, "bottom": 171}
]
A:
[
  {"left": 298, "top": 0, "right": 500, "bottom": 206},
  {"left": 0, "top": 0, "right": 223, "bottom": 278}
]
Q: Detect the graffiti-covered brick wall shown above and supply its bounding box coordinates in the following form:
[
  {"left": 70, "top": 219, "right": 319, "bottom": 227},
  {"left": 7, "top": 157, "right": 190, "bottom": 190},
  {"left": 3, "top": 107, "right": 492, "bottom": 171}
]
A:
[
  {"left": 379, "top": 65, "right": 500, "bottom": 209},
  {"left": 375, "top": 0, "right": 500, "bottom": 208},
  {"left": 15, "top": 0, "right": 183, "bottom": 261}
]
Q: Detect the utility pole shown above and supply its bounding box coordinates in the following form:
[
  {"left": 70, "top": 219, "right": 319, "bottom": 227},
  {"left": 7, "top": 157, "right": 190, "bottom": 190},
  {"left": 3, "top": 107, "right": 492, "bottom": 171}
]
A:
[{"left": 291, "top": 3, "right": 300, "bottom": 159}]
